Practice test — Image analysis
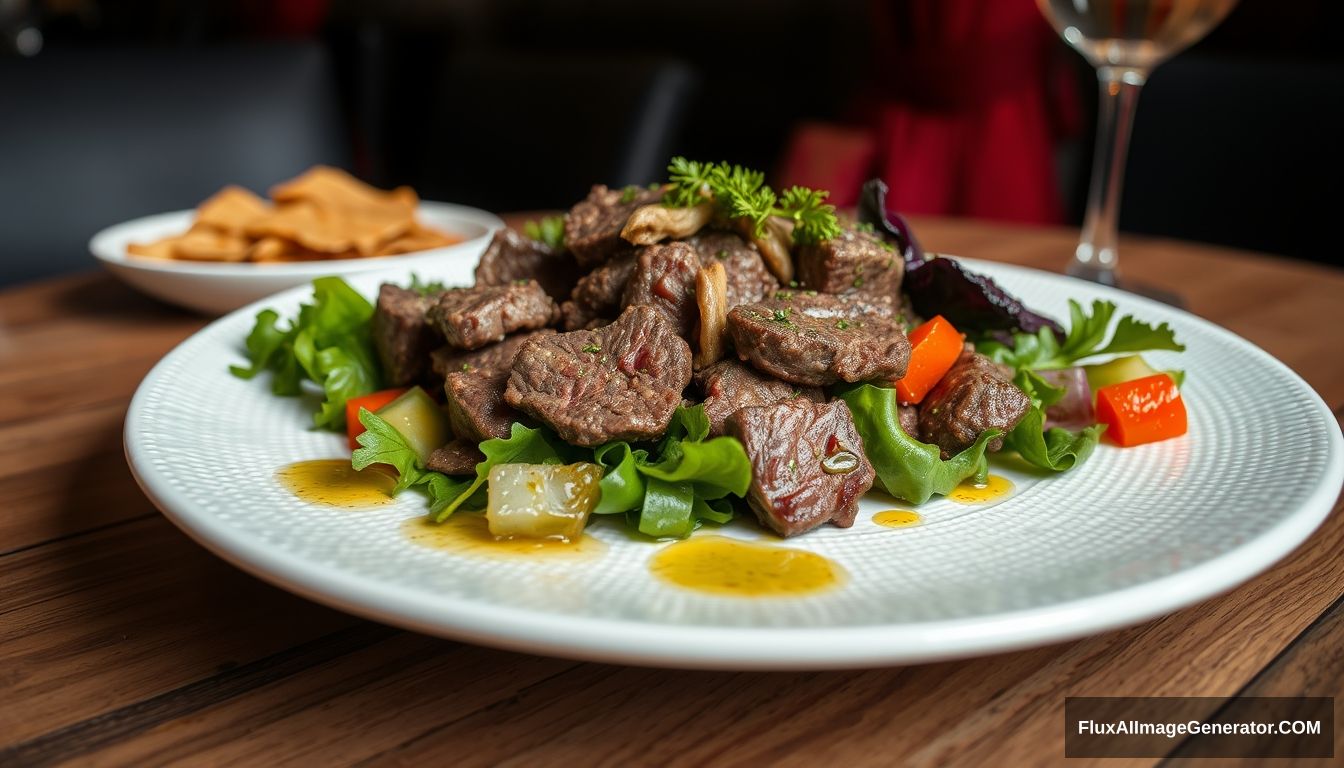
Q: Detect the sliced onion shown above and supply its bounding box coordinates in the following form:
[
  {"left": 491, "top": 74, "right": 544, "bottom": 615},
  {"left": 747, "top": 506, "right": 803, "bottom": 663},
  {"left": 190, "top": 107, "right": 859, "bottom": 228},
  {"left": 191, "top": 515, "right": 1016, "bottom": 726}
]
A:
[
  {"left": 694, "top": 261, "right": 728, "bottom": 370},
  {"left": 737, "top": 216, "right": 794, "bottom": 285},
  {"left": 620, "top": 202, "right": 714, "bottom": 245}
]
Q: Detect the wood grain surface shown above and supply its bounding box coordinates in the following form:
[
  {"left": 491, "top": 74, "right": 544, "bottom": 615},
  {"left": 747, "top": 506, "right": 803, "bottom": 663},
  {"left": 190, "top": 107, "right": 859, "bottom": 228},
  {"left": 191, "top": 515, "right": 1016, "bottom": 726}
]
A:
[{"left": 1, "top": 216, "right": 1340, "bottom": 767}]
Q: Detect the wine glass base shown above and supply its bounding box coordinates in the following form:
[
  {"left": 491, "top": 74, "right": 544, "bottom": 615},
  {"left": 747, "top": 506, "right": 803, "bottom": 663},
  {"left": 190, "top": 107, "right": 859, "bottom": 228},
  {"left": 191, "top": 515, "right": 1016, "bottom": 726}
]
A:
[
  {"left": 1067, "top": 261, "right": 1186, "bottom": 308},
  {"left": 1067, "top": 260, "right": 1119, "bottom": 286}
]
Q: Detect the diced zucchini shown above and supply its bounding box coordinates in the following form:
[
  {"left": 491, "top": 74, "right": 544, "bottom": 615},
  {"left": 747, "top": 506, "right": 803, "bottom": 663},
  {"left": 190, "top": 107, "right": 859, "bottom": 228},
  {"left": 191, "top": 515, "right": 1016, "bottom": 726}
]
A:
[
  {"left": 375, "top": 386, "right": 450, "bottom": 465},
  {"left": 1084, "top": 355, "right": 1185, "bottom": 392},
  {"left": 487, "top": 462, "right": 603, "bottom": 541}
]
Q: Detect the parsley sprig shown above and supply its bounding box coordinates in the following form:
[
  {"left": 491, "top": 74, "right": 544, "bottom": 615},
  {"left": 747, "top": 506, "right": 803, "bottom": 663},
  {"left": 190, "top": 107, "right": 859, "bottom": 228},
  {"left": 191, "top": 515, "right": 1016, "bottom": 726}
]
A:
[
  {"left": 523, "top": 215, "right": 566, "bottom": 251},
  {"left": 663, "top": 157, "right": 841, "bottom": 245}
]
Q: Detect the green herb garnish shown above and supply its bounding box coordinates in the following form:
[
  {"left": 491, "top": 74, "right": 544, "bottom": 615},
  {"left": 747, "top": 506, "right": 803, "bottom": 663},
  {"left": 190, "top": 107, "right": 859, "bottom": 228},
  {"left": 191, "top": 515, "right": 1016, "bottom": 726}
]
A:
[
  {"left": 523, "top": 215, "right": 566, "bottom": 251},
  {"left": 663, "top": 157, "right": 841, "bottom": 245}
]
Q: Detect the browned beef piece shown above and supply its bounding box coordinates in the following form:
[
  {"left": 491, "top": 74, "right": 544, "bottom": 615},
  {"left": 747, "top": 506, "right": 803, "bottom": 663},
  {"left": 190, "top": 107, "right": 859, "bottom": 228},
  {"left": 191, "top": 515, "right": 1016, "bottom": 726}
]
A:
[
  {"left": 726, "top": 294, "right": 911, "bottom": 387},
  {"left": 899, "top": 404, "right": 920, "bottom": 439},
  {"left": 426, "top": 440, "right": 485, "bottom": 476},
  {"left": 504, "top": 305, "right": 692, "bottom": 446},
  {"left": 798, "top": 228, "right": 904, "bottom": 300},
  {"left": 620, "top": 241, "right": 701, "bottom": 339},
  {"left": 444, "top": 367, "right": 522, "bottom": 441},
  {"left": 918, "top": 349, "right": 1031, "bottom": 459},
  {"left": 474, "top": 228, "right": 581, "bottom": 301},
  {"left": 694, "top": 359, "right": 822, "bottom": 436},
  {"left": 563, "top": 184, "right": 662, "bottom": 267},
  {"left": 372, "top": 284, "right": 443, "bottom": 386},
  {"left": 684, "top": 230, "right": 778, "bottom": 307},
  {"left": 559, "top": 252, "right": 636, "bottom": 330},
  {"left": 726, "top": 399, "right": 875, "bottom": 538},
  {"left": 768, "top": 288, "right": 899, "bottom": 321},
  {"left": 430, "top": 330, "right": 555, "bottom": 380},
  {"left": 425, "top": 280, "right": 558, "bottom": 350}
]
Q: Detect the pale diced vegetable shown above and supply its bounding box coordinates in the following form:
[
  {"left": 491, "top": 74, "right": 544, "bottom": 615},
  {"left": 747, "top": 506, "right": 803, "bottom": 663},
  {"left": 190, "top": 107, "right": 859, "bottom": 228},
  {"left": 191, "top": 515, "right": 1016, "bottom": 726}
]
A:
[
  {"left": 1084, "top": 354, "right": 1164, "bottom": 393},
  {"left": 486, "top": 462, "right": 603, "bottom": 541},
  {"left": 375, "top": 386, "right": 450, "bottom": 466}
]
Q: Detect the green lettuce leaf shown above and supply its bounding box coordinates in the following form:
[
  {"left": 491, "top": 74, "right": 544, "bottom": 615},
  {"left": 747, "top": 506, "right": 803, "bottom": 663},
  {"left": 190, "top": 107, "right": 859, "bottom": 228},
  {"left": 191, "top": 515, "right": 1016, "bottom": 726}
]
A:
[
  {"left": 352, "top": 408, "right": 473, "bottom": 508},
  {"left": 837, "top": 384, "right": 998, "bottom": 504},
  {"left": 1002, "top": 407, "right": 1105, "bottom": 472},
  {"left": 592, "top": 442, "right": 648, "bottom": 515},
  {"left": 1003, "top": 369, "right": 1105, "bottom": 472},
  {"left": 231, "top": 276, "right": 381, "bottom": 430},
  {"left": 981, "top": 299, "right": 1184, "bottom": 370},
  {"left": 639, "top": 477, "right": 698, "bottom": 539},
  {"left": 591, "top": 405, "right": 751, "bottom": 537}
]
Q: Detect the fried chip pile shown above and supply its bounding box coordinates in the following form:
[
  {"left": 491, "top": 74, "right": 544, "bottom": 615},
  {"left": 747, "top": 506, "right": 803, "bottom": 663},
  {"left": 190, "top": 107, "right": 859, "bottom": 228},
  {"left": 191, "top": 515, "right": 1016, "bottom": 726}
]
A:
[{"left": 127, "top": 166, "right": 461, "bottom": 263}]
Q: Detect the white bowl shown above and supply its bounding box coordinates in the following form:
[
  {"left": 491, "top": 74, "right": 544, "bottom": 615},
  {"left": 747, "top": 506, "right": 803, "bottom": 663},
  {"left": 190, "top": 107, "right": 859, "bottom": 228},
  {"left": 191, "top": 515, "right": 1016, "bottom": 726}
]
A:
[{"left": 89, "top": 201, "right": 503, "bottom": 315}]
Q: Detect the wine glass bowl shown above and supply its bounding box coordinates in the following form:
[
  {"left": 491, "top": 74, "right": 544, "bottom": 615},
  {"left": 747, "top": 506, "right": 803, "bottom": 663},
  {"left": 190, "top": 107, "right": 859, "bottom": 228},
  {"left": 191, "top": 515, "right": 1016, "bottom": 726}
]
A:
[{"left": 1036, "top": 0, "right": 1239, "bottom": 287}]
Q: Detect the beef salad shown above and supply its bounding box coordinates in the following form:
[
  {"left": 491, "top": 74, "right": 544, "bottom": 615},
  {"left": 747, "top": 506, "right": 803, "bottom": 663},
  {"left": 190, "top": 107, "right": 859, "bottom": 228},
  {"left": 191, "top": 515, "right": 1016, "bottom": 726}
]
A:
[{"left": 232, "top": 159, "right": 1188, "bottom": 542}]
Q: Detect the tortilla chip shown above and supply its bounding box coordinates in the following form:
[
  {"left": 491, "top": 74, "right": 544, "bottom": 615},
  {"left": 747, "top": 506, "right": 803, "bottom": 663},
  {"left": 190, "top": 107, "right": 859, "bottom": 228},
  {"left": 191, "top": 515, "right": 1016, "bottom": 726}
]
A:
[
  {"left": 127, "top": 238, "right": 180, "bottom": 259},
  {"left": 171, "top": 229, "right": 251, "bottom": 262},
  {"left": 269, "top": 166, "right": 417, "bottom": 215},
  {"left": 245, "top": 201, "right": 411, "bottom": 257},
  {"left": 376, "top": 223, "right": 460, "bottom": 255},
  {"left": 195, "top": 186, "right": 271, "bottom": 233},
  {"left": 125, "top": 166, "right": 436, "bottom": 263},
  {"left": 246, "top": 237, "right": 291, "bottom": 263}
]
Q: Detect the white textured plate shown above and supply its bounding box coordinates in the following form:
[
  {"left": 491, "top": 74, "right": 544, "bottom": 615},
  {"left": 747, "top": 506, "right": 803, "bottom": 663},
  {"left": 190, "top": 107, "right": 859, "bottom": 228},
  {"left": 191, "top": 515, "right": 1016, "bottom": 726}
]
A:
[
  {"left": 90, "top": 202, "right": 502, "bottom": 315},
  {"left": 124, "top": 259, "right": 1343, "bottom": 669}
]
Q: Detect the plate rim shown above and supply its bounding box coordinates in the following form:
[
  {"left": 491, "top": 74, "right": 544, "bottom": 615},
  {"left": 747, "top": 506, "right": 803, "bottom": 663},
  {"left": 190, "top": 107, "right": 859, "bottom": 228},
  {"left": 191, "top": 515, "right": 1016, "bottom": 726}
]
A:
[{"left": 123, "top": 258, "right": 1344, "bottom": 670}]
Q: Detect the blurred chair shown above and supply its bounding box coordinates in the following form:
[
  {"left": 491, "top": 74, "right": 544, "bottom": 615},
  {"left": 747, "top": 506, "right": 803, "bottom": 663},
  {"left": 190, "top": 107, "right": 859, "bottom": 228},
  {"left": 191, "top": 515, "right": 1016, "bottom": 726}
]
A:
[
  {"left": 1118, "top": 54, "right": 1343, "bottom": 262},
  {"left": 399, "top": 49, "right": 698, "bottom": 212},
  {"left": 0, "top": 42, "right": 349, "bottom": 287}
]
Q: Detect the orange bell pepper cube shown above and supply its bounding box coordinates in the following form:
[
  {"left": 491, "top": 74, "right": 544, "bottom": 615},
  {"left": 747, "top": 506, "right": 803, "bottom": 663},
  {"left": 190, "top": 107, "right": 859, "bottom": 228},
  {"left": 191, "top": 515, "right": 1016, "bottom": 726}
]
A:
[
  {"left": 895, "top": 315, "right": 963, "bottom": 405},
  {"left": 1095, "top": 373, "right": 1187, "bottom": 447},
  {"left": 345, "top": 387, "right": 408, "bottom": 449}
]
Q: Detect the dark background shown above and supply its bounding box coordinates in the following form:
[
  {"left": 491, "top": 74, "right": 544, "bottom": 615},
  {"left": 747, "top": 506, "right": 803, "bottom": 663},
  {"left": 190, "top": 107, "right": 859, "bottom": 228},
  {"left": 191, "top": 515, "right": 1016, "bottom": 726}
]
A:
[{"left": 1, "top": 0, "right": 1340, "bottom": 286}]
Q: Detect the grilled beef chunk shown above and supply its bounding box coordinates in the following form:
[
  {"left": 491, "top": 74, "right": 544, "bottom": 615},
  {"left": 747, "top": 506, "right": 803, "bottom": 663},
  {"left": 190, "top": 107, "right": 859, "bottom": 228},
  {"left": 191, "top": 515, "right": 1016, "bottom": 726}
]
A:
[
  {"left": 426, "top": 440, "right": 485, "bottom": 476},
  {"left": 474, "top": 228, "right": 581, "bottom": 301},
  {"left": 798, "top": 228, "right": 904, "bottom": 299},
  {"left": 694, "top": 360, "right": 822, "bottom": 436},
  {"left": 726, "top": 399, "right": 875, "bottom": 538},
  {"left": 769, "top": 288, "right": 899, "bottom": 321},
  {"left": 430, "top": 330, "right": 554, "bottom": 380},
  {"left": 684, "top": 230, "right": 778, "bottom": 307},
  {"left": 899, "top": 403, "right": 920, "bottom": 439},
  {"left": 445, "top": 367, "right": 522, "bottom": 441},
  {"left": 425, "top": 280, "right": 558, "bottom": 350},
  {"left": 621, "top": 241, "right": 701, "bottom": 339},
  {"left": 918, "top": 349, "right": 1031, "bottom": 458},
  {"left": 372, "top": 284, "right": 443, "bottom": 386},
  {"left": 505, "top": 305, "right": 692, "bottom": 446},
  {"left": 560, "top": 251, "right": 637, "bottom": 330},
  {"left": 726, "top": 294, "right": 911, "bottom": 387},
  {"left": 564, "top": 184, "right": 662, "bottom": 267}
]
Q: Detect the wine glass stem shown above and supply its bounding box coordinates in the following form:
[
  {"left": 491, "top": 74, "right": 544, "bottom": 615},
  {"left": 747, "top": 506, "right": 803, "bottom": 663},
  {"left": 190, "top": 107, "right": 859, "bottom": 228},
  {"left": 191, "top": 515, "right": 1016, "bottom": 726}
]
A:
[{"left": 1072, "top": 66, "right": 1147, "bottom": 286}]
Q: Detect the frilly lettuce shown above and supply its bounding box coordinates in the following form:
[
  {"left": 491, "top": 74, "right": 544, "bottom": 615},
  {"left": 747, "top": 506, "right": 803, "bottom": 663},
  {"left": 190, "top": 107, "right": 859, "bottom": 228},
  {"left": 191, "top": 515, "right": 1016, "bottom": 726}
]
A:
[
  {"left": 836, "top": 384, "right": 997, "bottom": 504},
  {"left": 592, "top": 405, "right": 751, "bottom": 539},
  {"left": 231, "top": 276, "right": 380, "bottom": 430}
]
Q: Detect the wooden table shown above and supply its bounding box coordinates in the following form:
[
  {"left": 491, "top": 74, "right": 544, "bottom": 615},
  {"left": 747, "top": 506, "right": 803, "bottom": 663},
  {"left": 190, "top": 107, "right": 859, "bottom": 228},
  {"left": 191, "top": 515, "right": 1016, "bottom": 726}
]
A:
[{"left": 2, "top": 216, "right": 1341, "bottom": 767}]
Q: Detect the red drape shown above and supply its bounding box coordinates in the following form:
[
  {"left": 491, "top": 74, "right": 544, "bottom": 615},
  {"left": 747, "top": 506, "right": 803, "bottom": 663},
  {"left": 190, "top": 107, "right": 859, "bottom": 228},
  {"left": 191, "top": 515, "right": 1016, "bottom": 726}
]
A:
[{"left": 780, "top": 0, "right": 1081, "bottom": 224}]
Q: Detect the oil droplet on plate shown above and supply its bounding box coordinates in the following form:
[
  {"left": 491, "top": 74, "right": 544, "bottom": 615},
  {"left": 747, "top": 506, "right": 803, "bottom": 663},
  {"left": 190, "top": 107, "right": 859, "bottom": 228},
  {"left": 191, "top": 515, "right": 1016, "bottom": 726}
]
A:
[
  {"left": 873, "top": 509, "right": 922, "bottom": 528},
  {"left": 947, "top": 474, "right": 1015, "bottom": 505},
  {"left": 650, "top": 536, "right": 845, "bottom": 597},
  {"left": 276, "top": 459, "right": 395, "bottom": 508},
  {"left": 401, "top": 515, "right": 606, "bottom": 561}
]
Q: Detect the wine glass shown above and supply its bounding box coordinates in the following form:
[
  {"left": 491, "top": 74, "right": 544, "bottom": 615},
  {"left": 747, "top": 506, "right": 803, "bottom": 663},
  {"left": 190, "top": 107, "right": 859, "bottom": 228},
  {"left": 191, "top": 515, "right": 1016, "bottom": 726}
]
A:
[{"left": 1037, "top": 0, "right": 1239, "bottom": 286}]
